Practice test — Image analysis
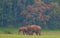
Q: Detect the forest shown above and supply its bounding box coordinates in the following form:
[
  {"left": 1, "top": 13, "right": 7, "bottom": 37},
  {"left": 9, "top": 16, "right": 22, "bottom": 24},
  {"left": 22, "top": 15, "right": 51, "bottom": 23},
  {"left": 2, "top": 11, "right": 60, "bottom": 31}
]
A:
[{"left": 0, "top": 0, "right": 60, "bottom": 30}]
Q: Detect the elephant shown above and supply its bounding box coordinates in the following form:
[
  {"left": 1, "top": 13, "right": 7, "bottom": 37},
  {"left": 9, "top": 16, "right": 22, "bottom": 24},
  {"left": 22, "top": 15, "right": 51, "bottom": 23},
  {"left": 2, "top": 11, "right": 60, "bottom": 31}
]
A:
[
  {"left": 30, "top": 25, "right": 41, "bottom": 35},
  {"left": 18, "top": 26, "right": 32, "bottom": 35},
  {"left": 18, "top": 25, "right": 41, "bottom": 35},
  {"left": 18, "top": 26, "right": 28, "bottom": 35}
]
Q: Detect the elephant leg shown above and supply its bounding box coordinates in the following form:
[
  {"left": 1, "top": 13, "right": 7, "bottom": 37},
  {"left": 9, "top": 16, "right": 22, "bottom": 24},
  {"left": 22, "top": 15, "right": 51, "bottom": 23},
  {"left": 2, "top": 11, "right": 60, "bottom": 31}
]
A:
[
  {"left": 35, "top": 32, "right": 38, "bottom": 35},
  {"left": 27, "top": 31, "right": 33, "bottom": 35},
  {"left": 23, "top": 31, "right": 27, "bottom": 35},
  {"left": 23, "top": 31, "right": 25, "bottom": 35},
  {"left": 39, "top": 30, "right": 41, "bottom": 35},
  {"left": 29, "top": 32, "right": 33, "bottom": 35},
  {"left": 18, "top": 30, "right": 21, "bottom": 34},
  {"left": 35, "top": 31, "right": 41, "bottom": 35}
]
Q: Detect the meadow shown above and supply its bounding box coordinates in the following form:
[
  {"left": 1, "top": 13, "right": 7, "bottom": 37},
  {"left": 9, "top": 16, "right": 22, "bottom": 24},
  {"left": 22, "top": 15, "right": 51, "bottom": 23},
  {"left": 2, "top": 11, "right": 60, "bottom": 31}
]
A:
[{"left": 0, "top": 27, "right": 60, "bottom": 38}]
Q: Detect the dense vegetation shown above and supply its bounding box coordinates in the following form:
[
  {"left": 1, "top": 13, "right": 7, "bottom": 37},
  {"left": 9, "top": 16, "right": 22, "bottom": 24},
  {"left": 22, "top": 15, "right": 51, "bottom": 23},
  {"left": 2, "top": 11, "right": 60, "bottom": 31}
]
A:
[{"left": 0, "top": 0, "right": 60, "bottom": 30}]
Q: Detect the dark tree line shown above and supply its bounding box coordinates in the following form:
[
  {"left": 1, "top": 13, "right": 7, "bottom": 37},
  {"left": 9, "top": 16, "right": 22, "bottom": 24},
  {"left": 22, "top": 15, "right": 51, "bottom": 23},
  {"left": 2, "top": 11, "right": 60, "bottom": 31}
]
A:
[{"left": 0, "top": 0, "right": 60, "bottom": 29}]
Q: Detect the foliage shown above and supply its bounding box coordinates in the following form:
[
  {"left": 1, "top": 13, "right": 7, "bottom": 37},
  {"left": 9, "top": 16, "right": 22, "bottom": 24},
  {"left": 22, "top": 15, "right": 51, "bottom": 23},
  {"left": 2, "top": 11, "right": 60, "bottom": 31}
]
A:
[{"left": 0, "top": 0, "right": 60, "bottom": 29}]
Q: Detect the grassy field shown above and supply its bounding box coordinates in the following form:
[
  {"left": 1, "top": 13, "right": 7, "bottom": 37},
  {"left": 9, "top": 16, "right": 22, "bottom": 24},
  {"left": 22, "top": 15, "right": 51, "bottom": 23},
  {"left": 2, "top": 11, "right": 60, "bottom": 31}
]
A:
[
  {"left": 0, "top": 27, "right": 60, "bottom": 38},
  {"left": 0, "top": 34, "right": 60, "bottom": 38}
]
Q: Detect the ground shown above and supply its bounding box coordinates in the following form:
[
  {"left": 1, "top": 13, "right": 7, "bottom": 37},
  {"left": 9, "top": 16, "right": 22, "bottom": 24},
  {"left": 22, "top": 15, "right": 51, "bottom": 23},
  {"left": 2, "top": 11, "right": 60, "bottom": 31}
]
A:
[{"left": 0, "top": 27, "right": 60, "bottom": 38}]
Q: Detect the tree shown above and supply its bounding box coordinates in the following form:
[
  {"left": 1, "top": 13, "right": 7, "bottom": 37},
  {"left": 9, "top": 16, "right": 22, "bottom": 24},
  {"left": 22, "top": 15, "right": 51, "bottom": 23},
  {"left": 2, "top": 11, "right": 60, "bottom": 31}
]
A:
[{"left": 20, "top": 0, "right": 51, "bottom": 29}]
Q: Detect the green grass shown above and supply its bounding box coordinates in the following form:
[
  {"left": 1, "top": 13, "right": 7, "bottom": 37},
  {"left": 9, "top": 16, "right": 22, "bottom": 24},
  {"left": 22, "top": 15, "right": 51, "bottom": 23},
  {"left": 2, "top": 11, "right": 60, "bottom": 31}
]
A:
[
  {"left": 0, "top": 27, "right": 60, "bottom": 38},
  {"left": 0, "top": 34, "right": 60, "bottom": 38},
  {"left": 0, "top": 27, "right": 18, "bottom": 34}
]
